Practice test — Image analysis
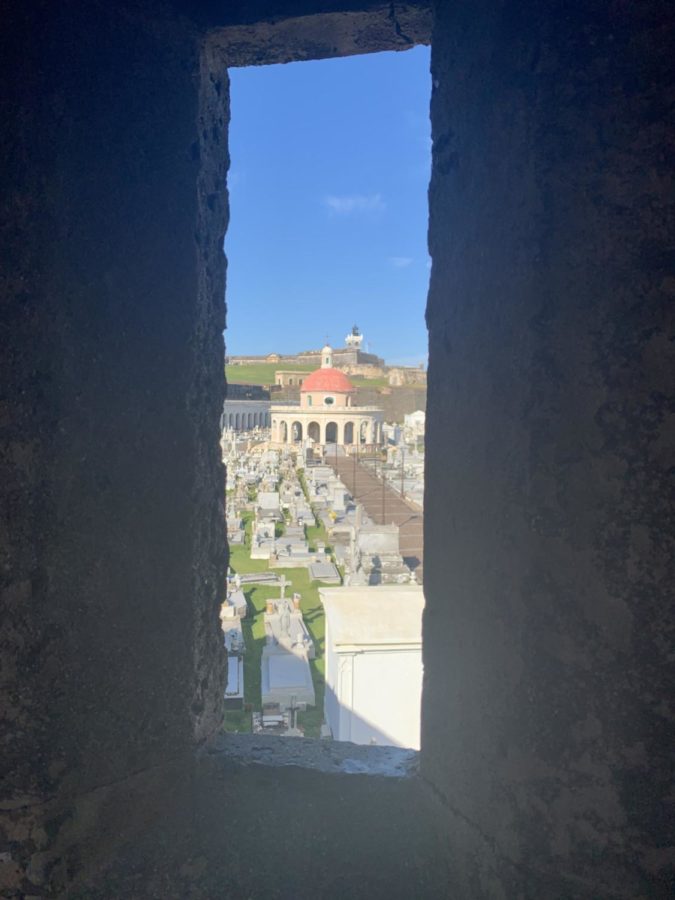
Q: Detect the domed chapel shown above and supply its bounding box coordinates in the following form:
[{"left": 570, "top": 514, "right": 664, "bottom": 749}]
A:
[{"left": 270, "top": 344, "right": 384, "bottom": 446}]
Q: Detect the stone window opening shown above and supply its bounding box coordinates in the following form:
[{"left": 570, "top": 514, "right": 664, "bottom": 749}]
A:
[
  {"left": 3, "top": 1, "right": 669, "bottom": 895},
  {"left": 211, "top": 7, "right": 431, "bottom": 765}
]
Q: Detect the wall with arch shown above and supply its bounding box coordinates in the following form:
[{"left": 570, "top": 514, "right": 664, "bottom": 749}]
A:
[{"left": 221, "top": 401, "right": 271, "bottom": 432}]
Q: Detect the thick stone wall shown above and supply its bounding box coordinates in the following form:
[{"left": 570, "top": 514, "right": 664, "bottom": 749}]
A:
[
  {"left": 63, "top": 737, "right": 449, "bottom": 899},
  {"left": 2, "top": 0, "right": 673, "bottom": 897},
  {"left": 423, "top": 1, "right": 675, "bottom": 896},
  {"left": 0, "top": 2, "right": 227, "bottom": 892},
  {"left": 0, "top": 2, "right": 435, "bottom": 896}
]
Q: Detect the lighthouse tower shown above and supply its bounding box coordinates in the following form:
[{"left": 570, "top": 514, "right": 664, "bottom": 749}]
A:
[{"left": 344, "top": 325, "right": 363, "bottom": 350}]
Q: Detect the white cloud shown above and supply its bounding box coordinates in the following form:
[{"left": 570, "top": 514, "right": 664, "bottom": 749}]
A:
[
  {"left": 323, "top": 193, "right": 385, "bottom": 215},
  {"left": 389, "top": 256, "right": 413, "bottom": 268}
]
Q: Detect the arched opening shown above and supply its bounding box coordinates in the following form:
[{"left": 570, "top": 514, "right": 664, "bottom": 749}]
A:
[
  {"left": 325, "top": 421, "right": 338, "bottom": 444},
  {"left": 235, "top": 412, "right": 241, "bottom": 430},
  {"left": 279, "top": 420, "right": 288, "bottom": 443},
  {"left": 292, "top": 421, "right": 303, "bottom": 442},
  {"left": 308, "top": 421, "right": 320, "bottom": 443},
  {"left": 359, "top": 420, "right": 368, "bottom": 444},
  {"left": 344, "top": 421, "right": 354, "bottom": 444}
]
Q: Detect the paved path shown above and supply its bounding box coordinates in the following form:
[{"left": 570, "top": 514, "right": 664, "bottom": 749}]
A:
[{"left": 325, "top": 450, "right": 424, "bottom": 581}]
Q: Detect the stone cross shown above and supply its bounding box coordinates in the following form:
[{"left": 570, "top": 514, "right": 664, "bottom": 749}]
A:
[{"left": 278, "top": 575, "right": 290, "bottom": 599}]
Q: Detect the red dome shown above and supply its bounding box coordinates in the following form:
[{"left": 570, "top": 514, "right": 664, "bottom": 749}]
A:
[{"left": 300, "top": 367, "right": 354, "bottom": 393}]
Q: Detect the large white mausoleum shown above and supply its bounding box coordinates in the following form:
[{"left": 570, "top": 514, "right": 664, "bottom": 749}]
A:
[
  {"left": 319, "top": 585, "right": 424, "bottom": 750},
  {"left": 270, "top": 344, "right": 384, "bottom": 447}
]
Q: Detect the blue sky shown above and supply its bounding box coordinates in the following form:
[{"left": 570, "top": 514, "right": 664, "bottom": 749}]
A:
[{"left": 225, "top": 46, "right": 431, "bottom": 367}]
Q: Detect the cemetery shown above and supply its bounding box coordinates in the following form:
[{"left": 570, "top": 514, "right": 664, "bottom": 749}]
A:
[
  {"left": 223, "top": 431, "right": 420, "bottom": 739},
  {"left": 223, "top": 441, "right": 335, "bottom": 736}
]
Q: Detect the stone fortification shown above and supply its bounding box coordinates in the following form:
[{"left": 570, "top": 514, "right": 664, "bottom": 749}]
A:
[
  {"left": 228, "top": 347, "right": 386, "bottom": 368},
  {"left": 387, "top": 367, "right": 427, "bottom": 387},
  {"left": 338, "top": 363, "right": 385, "bottom": 379},
  {"left": 229, "top": 351, "right": 427, "bottom": 387}
]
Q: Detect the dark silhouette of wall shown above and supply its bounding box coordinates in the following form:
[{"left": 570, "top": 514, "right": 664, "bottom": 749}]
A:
[{"left": 423, "top": 2, "right": 675, "bottom": 896}]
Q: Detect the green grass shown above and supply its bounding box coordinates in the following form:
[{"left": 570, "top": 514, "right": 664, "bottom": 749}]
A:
[
  {"left": 224, "top": 506, "right": 333, "bottom": 738},
  {"left": 226, "top": 362, "right": 392, "bottom": 391},
  {"left": 226, "top": 363, "right": 315, "bottom": 386},
  {"left": 350, "top": 375, "right": 390, "bottom": 389},
  {"left": 223, "top": 709, "right": 252, "bottom": 732},
  {"left": 297, "top": 468, "right": 309, "bottom": 498},
  {"left": 306, "top": 521, "right": 334, "bottom": 555}
]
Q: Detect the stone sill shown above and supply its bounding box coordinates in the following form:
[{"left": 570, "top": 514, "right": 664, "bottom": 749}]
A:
[{"left": 204, "top": 732, "right": 418, "bottom": 778}]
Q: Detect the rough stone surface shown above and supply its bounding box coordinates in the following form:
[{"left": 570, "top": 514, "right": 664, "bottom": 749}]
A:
[
  {"left": 210, "top": 4, "right": 432, "bottom": 68},
  {"left": 1, "top": 0, "right": 673, "bottom": 897},
  {"left": 424, "top": 1, "right": 675, "bottom": 896},
  {"left": 0, "top": 2, "right": 227, "bottom": 893},
  {"left": 65, "top": 742, "right": 447, "bottom": 899}
]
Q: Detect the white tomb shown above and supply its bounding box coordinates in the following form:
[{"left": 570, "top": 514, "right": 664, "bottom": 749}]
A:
[
  {"left": 320, "top": 585, "right": 424, "bottom": 749},
  {"left": 261, "top": 646, "right": 315, "bottom": 711},
  {"left": 224, "top": 656, "right": 245, "bottom": 708},
  {"left": 264, "top": 593, "right": 315, "bottom": 659},
  {"left": 223, "top": 620, "right": 245, "bottom": 709},
  {"left": 309, "top": 561, "right": 341, "bottom": 584},
  {"left": 220, "top": 588, "right": 247, "bottom": 620},
  {"left": 258, "top": 491, "right": 280, "bottom": 513}
]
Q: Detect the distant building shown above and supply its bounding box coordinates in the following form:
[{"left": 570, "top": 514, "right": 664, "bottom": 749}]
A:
[
  {"left": 270, "top": 344, "right": 383, "bottom": 447},
  {"left": 388, "top": 366, "right": 427, "bottom": 387},
  {"left": 227, "top": 326, "right": 384, "bottom": 370},
  {"left": 227, "top": 383, "right": 270, "bottom": 401},
  {"left": 320, "top": 585, "right": 424, "bottom": 749},
  {"left": 274, "top": 370, "right": 309, "bottom": 388},
  {"left": 221, "top": 386, "right": 271, "bottom": 432},
  {"left": 344, "top": 324, "right": 364, "bottom": 350},
  {"left": 404, "top": 410, "right": 425, "bottom": 440}
]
